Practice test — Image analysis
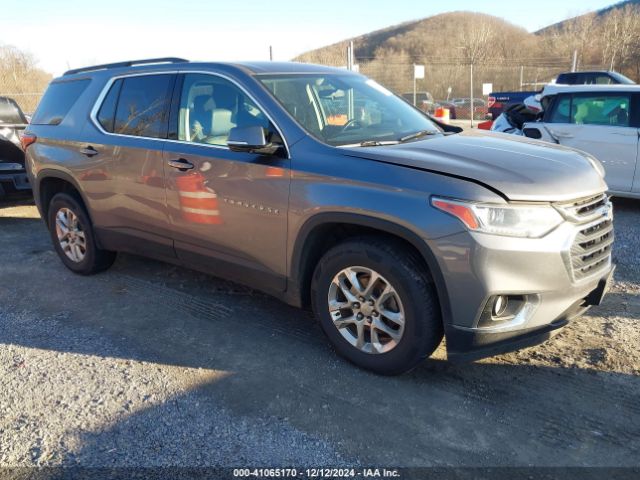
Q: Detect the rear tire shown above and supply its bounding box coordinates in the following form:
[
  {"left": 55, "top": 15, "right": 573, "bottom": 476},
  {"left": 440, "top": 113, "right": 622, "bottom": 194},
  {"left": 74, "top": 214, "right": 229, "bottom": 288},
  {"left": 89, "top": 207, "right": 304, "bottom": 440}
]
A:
[
  {"left": 47, "top": 193, "right": 116, "bottom": 275},
  {"left": 311, "top": 236, "right": 443, "bottom": 375}
]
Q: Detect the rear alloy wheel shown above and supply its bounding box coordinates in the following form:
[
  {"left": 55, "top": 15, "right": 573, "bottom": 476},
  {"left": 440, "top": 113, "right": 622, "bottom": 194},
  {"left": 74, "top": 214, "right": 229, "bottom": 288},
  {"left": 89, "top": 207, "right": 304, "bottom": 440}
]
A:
[
  {"left": 55, "top": 207, "right": 88, "bottom": 263},
  {"left": 48, "top": 193, "right": 116, "bottom": 275},
  {"left": 312, "top": 237, "right": 443, "bottom": 375}
]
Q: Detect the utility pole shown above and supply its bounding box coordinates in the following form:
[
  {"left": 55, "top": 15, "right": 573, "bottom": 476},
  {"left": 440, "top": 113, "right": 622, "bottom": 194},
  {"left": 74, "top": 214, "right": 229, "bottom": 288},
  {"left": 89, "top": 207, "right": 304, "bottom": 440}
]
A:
[
  {"left": 571, "top": 50, "right": 578, "bottom": 72},
  {"left": 519, "top": 66, "right": 524, "bottom": 92},
  {"left": 413, "top": 64, "right": 417, "bottom": 106},
  {"left": 350, "top": 41, "right": 354, "bottom": 68},
  {"left": 269, "top": 46, "right": 273, "bottom": 61},
  {"left": 346, "top": 41, "right": 354, "bottom": 70},
  {"left": 470, "top": 62, "right": 474, "bottom": 128}
]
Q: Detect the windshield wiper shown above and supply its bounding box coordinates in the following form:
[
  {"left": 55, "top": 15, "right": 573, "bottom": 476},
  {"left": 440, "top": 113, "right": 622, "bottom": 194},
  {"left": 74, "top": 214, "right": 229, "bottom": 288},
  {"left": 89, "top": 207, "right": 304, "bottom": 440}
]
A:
[
  {"left": 338, "top": 140, "right": 400, "bottom": 147},
  {"left": 399, "top": 130, "right": 440, "bottom": 143},
  {"left": 338, "top": 140, "right": 401, "bottom": 148}
]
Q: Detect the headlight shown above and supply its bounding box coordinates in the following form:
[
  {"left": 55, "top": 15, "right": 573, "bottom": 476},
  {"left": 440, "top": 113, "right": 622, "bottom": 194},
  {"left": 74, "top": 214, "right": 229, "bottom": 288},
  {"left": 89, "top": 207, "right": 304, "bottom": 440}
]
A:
[{"left": 432, "top": 197, "right": 564, "bottom": 238}]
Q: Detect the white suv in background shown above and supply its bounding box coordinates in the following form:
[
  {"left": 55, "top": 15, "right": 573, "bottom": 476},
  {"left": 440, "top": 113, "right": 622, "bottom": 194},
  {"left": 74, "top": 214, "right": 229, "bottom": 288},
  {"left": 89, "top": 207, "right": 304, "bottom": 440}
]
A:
[{"left": 522, "top": 84, "right": 640, "bottom": 198}]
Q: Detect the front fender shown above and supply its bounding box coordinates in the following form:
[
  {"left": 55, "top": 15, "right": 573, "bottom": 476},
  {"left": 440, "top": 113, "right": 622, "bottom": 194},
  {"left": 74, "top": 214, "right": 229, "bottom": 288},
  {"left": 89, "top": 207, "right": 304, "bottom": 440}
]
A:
[{"left": 287, "top": 210, "right": 455, "bottom": 331}]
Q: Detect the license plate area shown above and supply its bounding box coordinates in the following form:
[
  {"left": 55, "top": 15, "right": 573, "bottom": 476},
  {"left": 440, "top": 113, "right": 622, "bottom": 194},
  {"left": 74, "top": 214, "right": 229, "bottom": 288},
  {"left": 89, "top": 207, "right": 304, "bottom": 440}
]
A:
[{"left": 585, "top": 266, "right": 615, "bottom": 307}]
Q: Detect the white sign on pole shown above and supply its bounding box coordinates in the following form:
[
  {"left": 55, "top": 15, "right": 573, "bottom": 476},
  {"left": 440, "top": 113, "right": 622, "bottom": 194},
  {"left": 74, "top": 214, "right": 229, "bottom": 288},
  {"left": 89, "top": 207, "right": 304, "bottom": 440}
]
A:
[
  {"left": 414, "top": 65, "right": 425, "bottom": 79},
  {"left": 482, "top": 83, "right": 493, "bottom": 96}
]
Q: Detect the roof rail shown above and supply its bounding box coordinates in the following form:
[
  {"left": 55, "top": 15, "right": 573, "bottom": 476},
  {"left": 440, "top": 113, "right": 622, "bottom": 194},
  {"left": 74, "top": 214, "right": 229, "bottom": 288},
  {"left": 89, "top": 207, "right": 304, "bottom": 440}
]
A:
[{"left": 63, "top": 57, "right": 189, "bottom": 76}]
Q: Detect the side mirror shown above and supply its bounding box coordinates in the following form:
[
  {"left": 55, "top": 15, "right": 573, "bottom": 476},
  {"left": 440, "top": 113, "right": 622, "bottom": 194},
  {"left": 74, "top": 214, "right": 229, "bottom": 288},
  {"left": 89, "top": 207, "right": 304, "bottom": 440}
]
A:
[
  {"left": 227, "top": 126, "right": 280, "bottom": 155},
  {"left": 523, "top": 127, "right": 542, "bottom": 139}
]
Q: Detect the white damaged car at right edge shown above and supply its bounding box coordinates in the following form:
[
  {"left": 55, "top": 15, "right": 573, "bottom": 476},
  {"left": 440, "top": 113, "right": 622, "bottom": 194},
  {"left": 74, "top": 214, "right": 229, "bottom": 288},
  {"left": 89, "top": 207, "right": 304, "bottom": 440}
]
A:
[{"left": 520, "top": 84, "right": 640, "bottom": 199}]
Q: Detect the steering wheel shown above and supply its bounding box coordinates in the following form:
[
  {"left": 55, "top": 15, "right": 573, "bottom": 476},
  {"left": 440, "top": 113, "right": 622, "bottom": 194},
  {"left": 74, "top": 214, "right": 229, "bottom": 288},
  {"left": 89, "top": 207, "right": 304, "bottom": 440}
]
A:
[{"left": 340, "top": 118, "right": 363, "bottom": 132}]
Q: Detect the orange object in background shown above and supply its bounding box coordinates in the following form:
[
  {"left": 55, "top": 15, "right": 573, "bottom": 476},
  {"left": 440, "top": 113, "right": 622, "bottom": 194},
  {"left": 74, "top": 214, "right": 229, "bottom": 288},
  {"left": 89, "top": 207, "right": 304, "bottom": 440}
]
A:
[
  {"left": 434, "top": 107, "right": 450, "bottom": 124},
  {"left": 176, "top": 173, "right": 222, "bottom": 225},
  {"left": 477, "top": 120, "right": 493, "bottom": 130},
  {"left": 327, "top": 114, "right": 348, "bottom": 126}
]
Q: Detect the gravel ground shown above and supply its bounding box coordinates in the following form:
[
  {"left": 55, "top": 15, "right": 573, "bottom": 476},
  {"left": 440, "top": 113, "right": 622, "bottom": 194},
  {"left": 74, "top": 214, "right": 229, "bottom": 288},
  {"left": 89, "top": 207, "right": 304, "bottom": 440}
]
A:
[{"left": 0, "top": 197, "right": 638, "bottom": 468}]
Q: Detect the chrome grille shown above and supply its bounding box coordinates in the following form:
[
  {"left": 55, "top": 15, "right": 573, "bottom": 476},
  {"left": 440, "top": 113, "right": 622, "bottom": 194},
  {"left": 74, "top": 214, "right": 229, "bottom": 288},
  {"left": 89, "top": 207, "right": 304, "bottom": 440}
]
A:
[
  {"left": 555, "top": 193, "right": 613, "bottom": 281},
  {"left": 555, "top": 193, "right": 608, "bottom": 223},
  {"left": 571, "top": 217, "right": 614, "bottom": 280}
]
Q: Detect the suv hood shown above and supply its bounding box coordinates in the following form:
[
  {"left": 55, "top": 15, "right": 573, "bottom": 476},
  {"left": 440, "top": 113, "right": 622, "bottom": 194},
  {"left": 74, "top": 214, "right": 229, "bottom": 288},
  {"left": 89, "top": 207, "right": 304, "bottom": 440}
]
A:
[{"left": 344, "top": 130, "right": 607, "bottom": 202}]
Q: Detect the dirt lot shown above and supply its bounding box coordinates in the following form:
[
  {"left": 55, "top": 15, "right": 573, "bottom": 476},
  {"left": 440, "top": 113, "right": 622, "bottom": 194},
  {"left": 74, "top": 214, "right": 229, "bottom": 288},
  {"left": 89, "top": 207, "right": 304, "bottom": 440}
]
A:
[{"left": 0, "top": 198, "right": 639, "bottom": 468}]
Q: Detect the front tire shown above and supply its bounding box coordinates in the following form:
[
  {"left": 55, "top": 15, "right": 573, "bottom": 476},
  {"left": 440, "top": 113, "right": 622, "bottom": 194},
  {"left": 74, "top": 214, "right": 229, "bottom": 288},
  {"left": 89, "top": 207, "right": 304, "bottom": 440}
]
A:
[
  {"left": 311, "top": 237, "right": 443, "bottom": 375},
  {"left": 47, "top": 193, "right": 116, "bottom": 275}
]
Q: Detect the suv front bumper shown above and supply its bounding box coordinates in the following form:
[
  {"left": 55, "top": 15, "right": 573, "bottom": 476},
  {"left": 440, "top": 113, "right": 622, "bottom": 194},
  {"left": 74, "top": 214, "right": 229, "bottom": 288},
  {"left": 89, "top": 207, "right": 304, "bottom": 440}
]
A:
[
  {"left": 428, "top": 211, "right": 614, "bottom": 362},
  {"left": 446, "top": 266, "right": 613, "bottom": 362}
]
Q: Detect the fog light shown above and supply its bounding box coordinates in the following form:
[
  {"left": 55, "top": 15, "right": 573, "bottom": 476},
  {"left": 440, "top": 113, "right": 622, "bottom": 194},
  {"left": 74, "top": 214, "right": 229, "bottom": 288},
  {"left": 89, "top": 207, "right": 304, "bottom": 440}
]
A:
[
  {"left": 492, "top": 295, "right": 508, "bottom": 317},
  {"left": 477, "top": 294, "right": 528, "bottom": 328}
]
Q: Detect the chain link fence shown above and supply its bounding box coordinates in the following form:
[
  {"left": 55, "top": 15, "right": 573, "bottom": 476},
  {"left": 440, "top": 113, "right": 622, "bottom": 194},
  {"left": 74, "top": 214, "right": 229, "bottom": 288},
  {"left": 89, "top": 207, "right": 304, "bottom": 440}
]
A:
[
  {"left": 0, "top": 68, "right": 45, "bottom": 115},
  {"left": 315, "top": 57, "right": 614, "bottom": 121}
]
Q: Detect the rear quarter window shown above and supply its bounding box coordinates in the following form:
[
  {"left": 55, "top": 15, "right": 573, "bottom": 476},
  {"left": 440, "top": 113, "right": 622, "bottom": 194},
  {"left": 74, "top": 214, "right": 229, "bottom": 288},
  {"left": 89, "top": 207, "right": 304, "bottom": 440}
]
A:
[
  {"left": 31, "top": 79, "right": 91, "bottom": 125},
  {"left": 97, "top": 79, "right": 123, "bottom": 133}
]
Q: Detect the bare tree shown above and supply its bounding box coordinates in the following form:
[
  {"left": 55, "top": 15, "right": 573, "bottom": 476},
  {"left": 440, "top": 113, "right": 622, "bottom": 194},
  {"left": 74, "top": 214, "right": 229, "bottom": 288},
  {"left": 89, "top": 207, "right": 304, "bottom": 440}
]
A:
[
  {"left": 546, "top": 12, "right": 598, "bottom": 68},
  {"left": 600, "top": 4, "right": 640, "bottom": 71},
  {"left": 293, "top": 8, "right": 640, "bottom": 102},
  {"left": 0, "top": 44, "right": 52, "bottom": 113},
  {"left": 459, "top": 21, "right": 495, "bottom": 66}
]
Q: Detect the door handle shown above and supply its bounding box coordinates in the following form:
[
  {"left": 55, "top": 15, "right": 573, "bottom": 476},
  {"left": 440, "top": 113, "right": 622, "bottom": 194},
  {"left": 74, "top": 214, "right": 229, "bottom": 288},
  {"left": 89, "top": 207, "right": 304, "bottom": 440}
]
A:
[
  {"left": 168, "top": 158, "right": 194, "bottom": 171},
  {"left": 79, "top": 146, "right": 99, "bottom": 157}
]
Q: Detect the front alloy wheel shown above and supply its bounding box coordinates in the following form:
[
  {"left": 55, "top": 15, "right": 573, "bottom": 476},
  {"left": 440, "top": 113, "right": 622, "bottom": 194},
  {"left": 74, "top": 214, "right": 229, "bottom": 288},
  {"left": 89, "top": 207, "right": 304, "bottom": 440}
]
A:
[
  {"left": 311, "top": 237, "right": 443, "bottom": 375},
  {"left": 328, "top": 266, "right": 405, "bottom": 354}
]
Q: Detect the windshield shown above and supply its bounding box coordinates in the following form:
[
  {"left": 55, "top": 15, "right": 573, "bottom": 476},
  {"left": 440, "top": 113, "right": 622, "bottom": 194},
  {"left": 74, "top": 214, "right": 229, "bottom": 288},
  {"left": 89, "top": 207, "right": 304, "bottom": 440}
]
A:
[
  {"left": 610, "top": 72, "right": 635, "bottom": 85},
  {"left": 0, "top": 97, "right": 27, "bottom": 125},
  {"left": 258, "top": 73, "right": 440, "bottom": 147}
]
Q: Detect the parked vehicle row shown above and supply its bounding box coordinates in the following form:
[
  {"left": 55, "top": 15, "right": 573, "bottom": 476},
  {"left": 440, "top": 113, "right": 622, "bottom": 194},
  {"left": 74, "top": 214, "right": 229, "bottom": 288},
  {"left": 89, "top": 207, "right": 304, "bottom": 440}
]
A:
[
  {"left": 23, "top": 58, "right": 614, "bottom": 374},
  {"left": 0, "top": 96, "right": 31, "bottom": 198},
  {"left": 488, "top": 70, "right": 636, "bottom": 120},
  {"left": 404, "top": 94, "right": 488, "bottom": 121}
]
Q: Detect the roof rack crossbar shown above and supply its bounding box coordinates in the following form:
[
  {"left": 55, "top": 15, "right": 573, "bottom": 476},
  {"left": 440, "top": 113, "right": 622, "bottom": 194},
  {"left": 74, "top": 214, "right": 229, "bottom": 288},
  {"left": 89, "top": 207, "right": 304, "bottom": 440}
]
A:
[{"left": 63, "top": 57, "right": 189, "bottom": 76}]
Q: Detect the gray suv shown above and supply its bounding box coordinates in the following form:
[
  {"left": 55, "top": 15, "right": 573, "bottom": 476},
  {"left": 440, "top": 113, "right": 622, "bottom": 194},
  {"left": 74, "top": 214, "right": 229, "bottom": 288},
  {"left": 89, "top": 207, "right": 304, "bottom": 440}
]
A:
[{"left": 24, "top": 58, "right": 614, "bottom": 375}]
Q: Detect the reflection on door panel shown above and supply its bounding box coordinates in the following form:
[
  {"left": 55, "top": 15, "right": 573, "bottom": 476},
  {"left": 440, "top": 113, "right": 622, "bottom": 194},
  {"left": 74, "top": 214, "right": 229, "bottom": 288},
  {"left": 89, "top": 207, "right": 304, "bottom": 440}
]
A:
[{"left": 162, "top": 73, "right": 290, "bottom": 287}]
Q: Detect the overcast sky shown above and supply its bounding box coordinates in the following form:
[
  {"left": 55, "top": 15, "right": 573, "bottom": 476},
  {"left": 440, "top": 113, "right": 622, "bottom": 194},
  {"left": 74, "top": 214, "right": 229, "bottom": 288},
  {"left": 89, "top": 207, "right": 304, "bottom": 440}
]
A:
[{"left": 1, "top": 0, "right": 618, "bottom": 75}]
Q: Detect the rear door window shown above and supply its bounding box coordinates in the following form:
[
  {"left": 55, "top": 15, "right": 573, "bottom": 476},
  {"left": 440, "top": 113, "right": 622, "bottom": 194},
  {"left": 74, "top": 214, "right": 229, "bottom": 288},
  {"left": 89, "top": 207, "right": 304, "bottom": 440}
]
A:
[
  {"left": 112, "top": 74, "right": 174, "bottom": 138},
  {"left": 31, "top": 79, "right": 91, "bottom": 125}
]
